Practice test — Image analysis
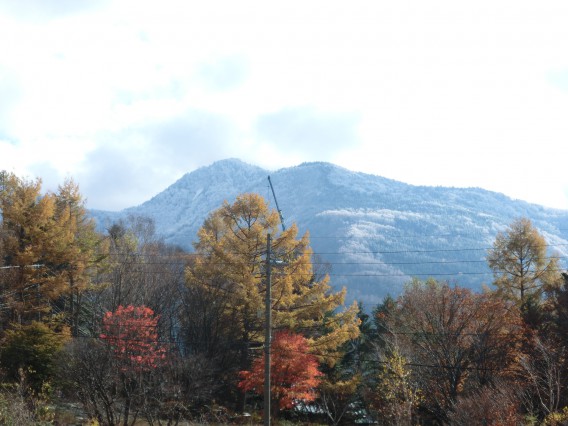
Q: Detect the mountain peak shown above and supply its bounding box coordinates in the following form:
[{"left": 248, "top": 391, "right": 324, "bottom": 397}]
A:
[
  {"left": 209, "top": 158, "right": 258, "bottom": 169},
  {"left": 173, "top": 158, "right": 266, "bottom": 187},
  {"left": 89, "top": 158, "right": 568, "bottom": 304}
]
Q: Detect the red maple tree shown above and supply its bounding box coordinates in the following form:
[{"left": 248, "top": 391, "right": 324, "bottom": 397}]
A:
[
  {"left": 239, "top": 330, "right": 322, "bottom": 410},
  {"left": 100, "top": 305, "right": 166, "bottom": 372}
]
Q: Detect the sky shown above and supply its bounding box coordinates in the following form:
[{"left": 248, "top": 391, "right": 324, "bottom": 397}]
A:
[{"left": 1, "top": 0, "right": 568, "bottom": 211}]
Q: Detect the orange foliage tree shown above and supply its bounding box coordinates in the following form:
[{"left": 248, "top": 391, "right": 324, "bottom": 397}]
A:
[
  {"left": 100, "top": 305, "right": 166, "bottom": 371},
  {"left": 383, "top": 279, "right": 522, "bottom": 423},
  {"left": 239, "top": 330, "right": 322, "bottom": 411}
]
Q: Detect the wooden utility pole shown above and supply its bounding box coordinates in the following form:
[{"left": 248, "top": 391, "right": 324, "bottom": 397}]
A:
[{"left": 264, "top": 233, "right": 272, "bottom": 426}]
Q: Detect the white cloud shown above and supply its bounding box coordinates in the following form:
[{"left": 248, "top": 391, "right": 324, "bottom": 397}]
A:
[{"left": 0, "top": 0, "right": 567, "bottom": 210}]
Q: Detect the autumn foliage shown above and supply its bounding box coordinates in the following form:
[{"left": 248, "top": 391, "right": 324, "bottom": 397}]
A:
[
  {"left": 100, "top": 305, "right": 166, "bottom": 371},
  {"left": 239, "top": 330, "right": 322, "bottom": 410},
  {"left": 3, "top": 171, "right": 568, "bottom": 424}
]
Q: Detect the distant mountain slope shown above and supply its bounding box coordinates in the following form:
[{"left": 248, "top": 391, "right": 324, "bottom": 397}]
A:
[{"left": 90, "top": 159, "right": 568, "bottom": 305}]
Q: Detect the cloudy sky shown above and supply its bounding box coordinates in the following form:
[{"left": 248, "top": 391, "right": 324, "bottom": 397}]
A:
[{"left": 1, "top": 0, "right": 567, "bottom": 211}]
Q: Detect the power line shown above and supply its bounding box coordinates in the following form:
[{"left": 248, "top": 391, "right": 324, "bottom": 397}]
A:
[
  {"left": 310, "top": 243, "right": 568, "bottom": 256},
  {"left": 108, "top": 257, "right": 568, "bottom": 269},
  {"left": 98, "top": 241, "right": 568, "bottom": 257},
  {"left": 3, "top": 265, "right": 567, "bottom": 279}
]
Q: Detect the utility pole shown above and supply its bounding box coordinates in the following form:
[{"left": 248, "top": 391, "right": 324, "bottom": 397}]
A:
[
  {"left": 268, "top": 176, "right": 285, "bottom": 232},
  {"left": 264, "top": 233, "right": 272, "bottom": 426}
]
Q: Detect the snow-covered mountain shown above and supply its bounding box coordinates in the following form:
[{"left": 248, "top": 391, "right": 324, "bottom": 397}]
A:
[{"left": 90, "top": 159, "right": 568, "bottom": 305}]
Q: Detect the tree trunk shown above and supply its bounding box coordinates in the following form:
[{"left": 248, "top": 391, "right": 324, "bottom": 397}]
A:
[{"left": 122, "top": 374, "right": 131, "bottom": 426}]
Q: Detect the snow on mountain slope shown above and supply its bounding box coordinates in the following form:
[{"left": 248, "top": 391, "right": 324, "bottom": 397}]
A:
[{"left": 89, "top": 159, "right": 568, "bottom": 305}]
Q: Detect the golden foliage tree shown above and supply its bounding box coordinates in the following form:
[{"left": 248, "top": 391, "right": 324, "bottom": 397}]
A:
[
  {"left": 0, "top": 172, "right": 99, "bottom": 329},
  {"left": 51, "top": 179, "right": 101, "bottom": 334},
  {"left": 487, "top": 218, "right": 561, "bottom": 307},
  {"left": 185, "top": 193, "right": 359, "bottom": 370},
  {"left": 371, "top": 349, "right": 421, "bottom": 426}
]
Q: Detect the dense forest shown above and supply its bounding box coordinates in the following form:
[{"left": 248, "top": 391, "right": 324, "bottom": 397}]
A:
[{"left": 1, "top": 171, "right": 567, "bottom": 425}]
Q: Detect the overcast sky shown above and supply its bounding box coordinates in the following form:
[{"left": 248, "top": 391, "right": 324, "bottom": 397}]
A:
[{"left": 1, "top": 0, "right": 567, "bottom": 211}]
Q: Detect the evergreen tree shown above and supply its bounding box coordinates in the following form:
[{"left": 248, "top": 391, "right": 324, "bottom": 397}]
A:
[{"left": 0, "top": 321, "right": 70, "bottom": 393}]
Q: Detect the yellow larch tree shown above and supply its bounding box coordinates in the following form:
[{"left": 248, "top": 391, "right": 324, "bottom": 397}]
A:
[
  {"left": 185, "top": 193, "right": 360, "bottom": 370},
  {"left": 487, "top": 218, "right": 561, "bottom": 307},
  {"left": 0, "top": 172, "right": 100, "bottom": 329}
]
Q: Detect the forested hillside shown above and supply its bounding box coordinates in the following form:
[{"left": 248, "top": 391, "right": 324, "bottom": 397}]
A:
[
  {"left": 2, "top": 170, "right": 568, "bottom": 425},
  {"left": 91, "top": 159, "right": 568, "bottom": 305}
]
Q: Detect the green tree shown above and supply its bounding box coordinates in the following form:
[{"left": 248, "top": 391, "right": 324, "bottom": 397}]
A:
[
  {"left": 0, "top": 321, "right": 70, "bottom": 393},
  {"left": 548, "top": 272, "right": 568, "bottom": 351},
  {"left": 316, "top": 303, "right": 375, "bottom": 425},
  {"left": 487, "top": 218, "right": 561, "bottom": 307}
]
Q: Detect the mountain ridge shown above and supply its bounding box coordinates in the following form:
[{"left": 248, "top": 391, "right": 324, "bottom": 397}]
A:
[{"left": 89, "top": 159, "right": 568, "bottom": 304}]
